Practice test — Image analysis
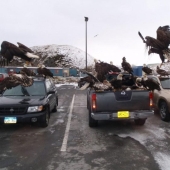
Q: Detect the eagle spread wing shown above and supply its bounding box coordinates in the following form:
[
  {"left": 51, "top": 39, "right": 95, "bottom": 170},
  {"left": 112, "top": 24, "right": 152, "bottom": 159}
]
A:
[
  {"left": 0, "top": 74, "right": 34, "bottom": 92},
  {"left": 0, "top": 41, "right": 39, "bottom": 66},
  {"left": 157, "top": 25, "right": 170, "bottom": 48},
  {"left": 17, "top": 42, "right": 34, "bottom": 53}
]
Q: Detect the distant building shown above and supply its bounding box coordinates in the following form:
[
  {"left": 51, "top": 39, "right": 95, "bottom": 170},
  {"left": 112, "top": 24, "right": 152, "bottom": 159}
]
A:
[{"left": 0, "top": 66, "right": 79, "bottom": 77}]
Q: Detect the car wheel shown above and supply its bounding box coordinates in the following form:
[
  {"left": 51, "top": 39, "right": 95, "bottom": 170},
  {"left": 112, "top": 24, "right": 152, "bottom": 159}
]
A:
[
  {"left": 52, "top": 104, "right": 57, "bottom": 112},
  {"left": 52, "top": 98, "right": 58, "bottom": 112},
  {"left": 134, "top": 119, "right": 146, "bottom": 126},
  {"left": 89, "top": 109, "right": 98, "bottom": 127},
  {"left": 40, "top": 110, "right": 50, "bottom": 128},
  {"left": 159, "top": 101, "right": 170, "bottom": 122}
]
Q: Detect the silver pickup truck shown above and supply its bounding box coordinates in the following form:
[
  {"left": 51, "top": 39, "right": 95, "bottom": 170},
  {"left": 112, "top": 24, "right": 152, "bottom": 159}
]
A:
[{"left": 87, "top": 81, "right": 154, "bottom": 127}]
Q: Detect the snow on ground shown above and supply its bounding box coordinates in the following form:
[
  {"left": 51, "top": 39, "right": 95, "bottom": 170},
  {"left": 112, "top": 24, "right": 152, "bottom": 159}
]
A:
[
  {"left": 54, "top": 76, "right": 79, "bottom": 88},
  {"left": 118, "top": 120, "right": 170, "bottom": 170}
]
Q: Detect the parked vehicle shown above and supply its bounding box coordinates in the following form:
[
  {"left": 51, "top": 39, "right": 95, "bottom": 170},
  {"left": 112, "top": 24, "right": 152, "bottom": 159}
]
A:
[
  {"left": 87, "top": 73, "right": 154, "bottom": 127},
  {"left": 0, "top": 77, "right": 58, "bottom": 127},
  {"left": 152, "top": 75, "right": 170, "bottom": 121}
]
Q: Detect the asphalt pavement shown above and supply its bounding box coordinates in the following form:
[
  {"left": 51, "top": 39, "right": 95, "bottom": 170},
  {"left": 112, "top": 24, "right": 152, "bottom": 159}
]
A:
[{"left": 0, "top": 84, "right": 170, "bottom": 170}]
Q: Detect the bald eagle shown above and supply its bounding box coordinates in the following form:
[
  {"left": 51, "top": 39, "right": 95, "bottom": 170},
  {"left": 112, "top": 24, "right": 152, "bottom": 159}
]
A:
[
  {"left": 37, "top": 64, "right": 54, "bottom": 78},
  {"left": 121, "top": 57, "right": 133, "bottom": 74},
  {"left": 0, "top": 73, "right": 34, "bottom": 92},
  {"left": 109, "top": 73, "right": 123, "bottom": 90},
  {"left": 79, "top": 70, "right": 113, "bottom": 91},
  {"left": 0, "top": 41, "right": 39, "bottom": 66},
  {"left": 94, "top": 59, "right": 121, "bottom": 82},
  {"left": 20, "top": 64, "right": 36, "bottom": 76},
  {"left": 138, "top": 25, "right": 170, "bottom": 66},
  {"left": 142, "top": 64, "right": 153, "bottom": 75},
  {"left": 142, "top": 75, "right": 161, "bottom": 91},
  {"left": 156, "top": 66, "right": 169, "bottom": 77}
]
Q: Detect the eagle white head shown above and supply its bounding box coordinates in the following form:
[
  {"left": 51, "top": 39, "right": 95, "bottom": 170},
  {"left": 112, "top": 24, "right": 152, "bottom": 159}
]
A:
[
  {"left": 143, "top": 64, "right": 146, "bottom": 67},
  {"left": 41, "top": 64, "right": 46, "bottom": 68},
  {"left": 94, "top": 59, "right": 98, "bottom": 63},
  {"left": 117, "top": 73, "right": 123, "bottom": 80},
  {"left": 136, "top": 77, "right": 142, "bottom": 83},
  {"left": 143, "top": 74, "right": 148, "bottom": 81},
  {"left": 110, "top": 61, "right": 113, "bottom": 65},
  {"left": 23, "top": 63, "right": 28, "bottom": 68}
]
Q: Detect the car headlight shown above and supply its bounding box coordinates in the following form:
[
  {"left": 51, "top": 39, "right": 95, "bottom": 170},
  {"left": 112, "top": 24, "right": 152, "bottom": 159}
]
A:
[{"left": 27, "top": 106, "right": 43, "bottom": 112}]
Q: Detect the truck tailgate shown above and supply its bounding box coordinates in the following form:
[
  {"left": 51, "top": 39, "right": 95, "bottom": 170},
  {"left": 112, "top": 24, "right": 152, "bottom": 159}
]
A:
[{"left": 94, "top": 90, "right": 150, "bottom": 112}]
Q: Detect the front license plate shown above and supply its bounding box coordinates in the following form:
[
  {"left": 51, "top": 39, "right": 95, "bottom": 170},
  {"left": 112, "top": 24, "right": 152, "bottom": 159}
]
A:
[
  {"left": 117, "top": 111, "right": 129, "bottom": 118},
  {"left": 4, "top": 117, "right": 17, "bottom": 124}
]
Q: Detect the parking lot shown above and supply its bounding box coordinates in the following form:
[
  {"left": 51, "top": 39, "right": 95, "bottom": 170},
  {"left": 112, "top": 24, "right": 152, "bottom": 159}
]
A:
[{"left": 0, "top": 84, "right": 170, "bottom": 170}]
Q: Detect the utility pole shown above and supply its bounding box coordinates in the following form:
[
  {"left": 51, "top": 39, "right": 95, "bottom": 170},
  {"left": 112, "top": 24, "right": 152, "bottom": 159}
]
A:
[{"left": 84, "top": 17, "right": 88, "bottom": 70}]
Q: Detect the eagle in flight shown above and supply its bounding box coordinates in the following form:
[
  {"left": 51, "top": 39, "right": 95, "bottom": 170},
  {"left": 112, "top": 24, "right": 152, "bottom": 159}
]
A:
[
  {"left": 0, "top": 73, "right": 34, "bottom": 93},
  {"left": 138, "top": 25, "right": 170, "bottom": 67},
  {"left": 0, "top": 41, "right": 39, "bottom": 66}
]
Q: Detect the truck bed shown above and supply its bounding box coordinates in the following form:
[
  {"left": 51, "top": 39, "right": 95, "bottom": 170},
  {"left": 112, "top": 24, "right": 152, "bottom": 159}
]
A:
[
  {"left": 90, "top": 90, "right": 151, "bottom": 112},
  {"left": 87, "top": 89, "right": 154, "bottom": 127}
]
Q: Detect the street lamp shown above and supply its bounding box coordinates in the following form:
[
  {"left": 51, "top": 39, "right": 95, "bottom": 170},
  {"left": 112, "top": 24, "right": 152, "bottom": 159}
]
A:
[{"left": 84, "top": 17, "right": 88, "bottom": 70}]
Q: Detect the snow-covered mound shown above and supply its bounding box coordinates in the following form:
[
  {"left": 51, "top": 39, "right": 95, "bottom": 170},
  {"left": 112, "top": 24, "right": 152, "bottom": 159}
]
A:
[{"left": 31, "top": 44, "right": 95, "bottom": 69}]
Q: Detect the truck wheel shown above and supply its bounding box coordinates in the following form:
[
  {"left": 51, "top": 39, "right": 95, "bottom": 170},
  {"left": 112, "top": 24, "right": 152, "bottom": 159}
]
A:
[
  {"left": 134, "top": 119, "right": 146, "bottom": 126},
  {"left": 159, "top": 101, "right": 170, "bottom": 122},
  {"left": 40, "top": 110, "right": 50, "bottom": 128},
  {"left": 89, "top": 110, "right": 98, "bottom": 127}
]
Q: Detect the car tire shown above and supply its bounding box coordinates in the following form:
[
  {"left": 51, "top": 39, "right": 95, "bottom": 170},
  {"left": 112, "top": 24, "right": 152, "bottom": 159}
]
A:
[
  {"left": 40, "top": 110, "right": 50, "bottom": 128},
  {"left": 52, "top": 98, "right": 58, "bottom": 112},
  {"left": 52, "top": 104, "right": 57, "bottom": 112},
  {"left": 159, "top": 101, "right": 170, "bottom": 122},
  {"left": 134, "top": 119, "right": 146, "bottom": 126},
  {"left": 89, "top": 109, "right": 98, "bottom": 127}
]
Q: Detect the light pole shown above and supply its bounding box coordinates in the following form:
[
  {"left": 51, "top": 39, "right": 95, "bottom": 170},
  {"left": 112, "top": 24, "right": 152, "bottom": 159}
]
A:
[{"left": 84, "top": 17, "right": 88, "bottom": 70}]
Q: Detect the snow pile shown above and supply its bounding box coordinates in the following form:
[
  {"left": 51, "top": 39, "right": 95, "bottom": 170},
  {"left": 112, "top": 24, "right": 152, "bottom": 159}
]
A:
[{"left": 31, "top": 44, "right": 95, "bottom": 69}]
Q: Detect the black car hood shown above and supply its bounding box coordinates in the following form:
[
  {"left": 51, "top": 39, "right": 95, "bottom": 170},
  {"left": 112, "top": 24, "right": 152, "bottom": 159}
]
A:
[{"left": 0, "top": 96, "right": 46, "bottom": 105}]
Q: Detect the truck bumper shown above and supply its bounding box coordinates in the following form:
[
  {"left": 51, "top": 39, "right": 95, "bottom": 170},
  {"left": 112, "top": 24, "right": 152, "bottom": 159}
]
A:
[{"left": 91, "top": 110, "right": 154, "bottom": 120}]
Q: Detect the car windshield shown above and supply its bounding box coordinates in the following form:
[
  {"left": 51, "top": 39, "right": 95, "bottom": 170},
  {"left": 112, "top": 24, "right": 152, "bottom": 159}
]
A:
[
  {"left": 160, "top": 78, "right": 170, "bottom": 89},
  {"left": 3, "top": 81, "right": 46, "bottom": 96}
]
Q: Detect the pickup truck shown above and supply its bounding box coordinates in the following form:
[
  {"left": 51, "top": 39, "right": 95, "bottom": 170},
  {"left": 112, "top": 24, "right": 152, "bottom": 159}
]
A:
[
  {"left": 151, "top": 75, "right": 170, "bottom": 122},
  {"left": 87, "top": 73, "right": 154, "bottom": 127},
  {"left": 0, "top": 76, "right": 58, "bottom": 127}
]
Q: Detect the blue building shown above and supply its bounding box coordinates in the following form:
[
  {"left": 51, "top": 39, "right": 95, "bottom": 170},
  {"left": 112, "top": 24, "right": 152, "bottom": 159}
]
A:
[{"left": 0, "top": 66, "right": 79, "bottom": 77}]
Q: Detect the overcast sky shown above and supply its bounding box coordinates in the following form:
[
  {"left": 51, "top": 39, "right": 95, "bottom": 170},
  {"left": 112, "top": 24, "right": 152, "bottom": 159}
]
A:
[{"left": 1, "top": 0, "right": 170, "bottom": 66}]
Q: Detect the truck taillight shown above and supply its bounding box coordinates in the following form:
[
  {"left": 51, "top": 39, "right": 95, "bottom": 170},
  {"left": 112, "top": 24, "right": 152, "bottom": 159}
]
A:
[
  {"left": 149, "top": 92, "right": 153, "bottom": 107},
  {"left": 92, "top": 94, "right": 96, "bottom": 109}
]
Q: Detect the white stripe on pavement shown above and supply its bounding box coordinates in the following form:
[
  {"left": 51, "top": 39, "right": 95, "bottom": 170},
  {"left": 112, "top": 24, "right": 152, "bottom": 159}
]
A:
[{"left": 60, "top": 94, "right": 75, "bottom": 152}]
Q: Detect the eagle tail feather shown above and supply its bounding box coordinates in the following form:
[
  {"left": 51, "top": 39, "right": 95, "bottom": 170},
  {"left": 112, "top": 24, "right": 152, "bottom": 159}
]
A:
[{"left": 25, "top": 52, "right": 39, "bottom": 59}]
